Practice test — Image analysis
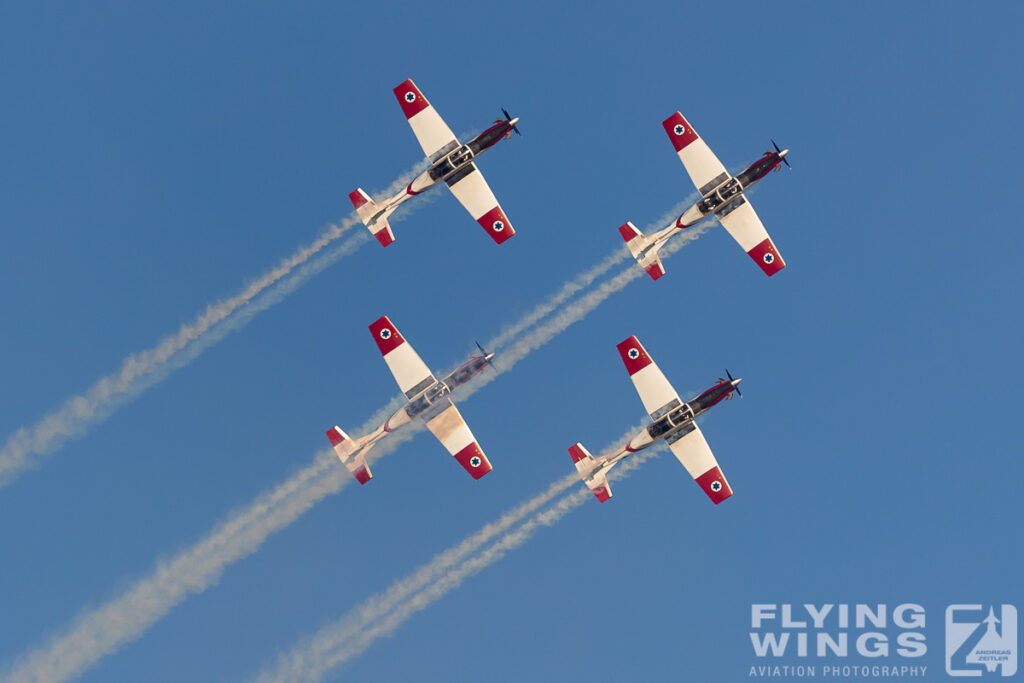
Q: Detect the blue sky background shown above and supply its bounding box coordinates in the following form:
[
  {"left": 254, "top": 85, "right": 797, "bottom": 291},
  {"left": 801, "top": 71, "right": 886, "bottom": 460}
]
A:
[{"left": 1, "top": 2, "right": 1022, "bottom": 680}]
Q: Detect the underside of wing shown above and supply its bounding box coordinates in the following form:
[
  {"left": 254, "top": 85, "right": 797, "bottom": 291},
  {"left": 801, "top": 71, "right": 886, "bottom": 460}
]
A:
[
  {"left": 368, "top": 316, "right": 435, "bottom": 398},
  {"left": 393, "top": 78, "right": 459, "bottom": 160},
  {"left": 714, "top": 197, "right": 786, "bottom": 276},
  {"left": 662, "top": 112, "right": 729, "bottom": 196},
  {"left": 616, "top": 335, "right": 682, "bottom": 420},
  {"left": 666, "top": 422, "right": 733, "bottom": 504},
  {"left": 445, "top": 163, "right": 515, "bottom": 244},
  {"left": 422, "top": 399, "right": 493, "bottom": 479}
]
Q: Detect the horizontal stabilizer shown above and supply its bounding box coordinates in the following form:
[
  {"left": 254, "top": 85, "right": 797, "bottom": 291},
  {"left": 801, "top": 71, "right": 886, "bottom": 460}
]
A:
[
  {"left": 326, "top": 426, "right": 373, "bottom": 485},
  {"left": 569, "top": 442, "right": 613, "bottom": 503},
  {"left": 349, "top": 188, "right": 396, "bottom": 247},
  {"left": 618, "top": 221, "right": 666, "bottom": 281}
]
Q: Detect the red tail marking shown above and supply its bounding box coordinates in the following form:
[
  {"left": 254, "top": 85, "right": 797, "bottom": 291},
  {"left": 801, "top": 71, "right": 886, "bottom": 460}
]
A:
[
  {"left": 368, "top": 315, "right": 405, "bottom": 355},
  {"left": 349, "top": 190, "right": 368, "bottom": 209},
  {"left": 326, "top": 427, "right": 346, "bottom": 447},
  {"left": 644, "top": 262, "right": 665, "bottom": 280},
  {"left": 593, "top": 485, "right": 611, "bottom": 503},
  {"left": 616, "top": 335, "right": 653, "bottom": 376},
  {"left": 568, "top": 443, "right": 590, "bottom": 463},
  {"left": 374, "top": 229, "right": 394, "bottom": 247},
  {"left": 618, "top": 222, "right": 640, "bottom": 242},
  {"left": 353, "top": 466, "right": 372, "bottom": 485}
]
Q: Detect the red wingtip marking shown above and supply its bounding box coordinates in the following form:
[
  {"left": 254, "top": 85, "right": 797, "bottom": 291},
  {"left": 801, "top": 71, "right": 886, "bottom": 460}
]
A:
[
  {"left": 644, "top": 262, "right": 665, "bottom": 280},
  {"left": 696, "top": 465, "right": 733, "bottom": 504},
  {"left": 354, "top": 466, "right": 372, "bottom": 485},
  {"left": 662, "top": 111, "right": 699, "bottom": 152},
  {"left": 568, "top": 443, "right": 590, "bottom": 463},
  {"left": 349, "top": 190, "right": 368, "bottom": 209},
  {"left": 326, "top": 427, "right": 346, "bottom": 447},
  {"left": 616, "top": 335, "right": 653, "bottom": 376},
  {"left": 368, "top": 316, "right": 405, "bottom": 355},
  {"left": 476, "top": 206, "right": 515, "bottom": 244},
  {"left": 747, "top": 238, "right": 786, "bottom": 276},
  {"left": 393, "top": 78, "right": 429, "bottom": 119},
  {"left": 374, "top": 229, "right": 395, "bottom": 247},
  {"left": 454, "top": 442, "right": 492, "bottom": 480},
  {"left": 593, "top": 486, "right": 612, "bottom": 503},
  {"left": 618, "top": 222, "right": 640, "bottom": 242}
]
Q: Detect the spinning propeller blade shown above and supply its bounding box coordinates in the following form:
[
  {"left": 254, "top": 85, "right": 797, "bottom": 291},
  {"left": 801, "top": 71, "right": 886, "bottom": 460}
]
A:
[
  {"left": 771, "top": 139, "right": 791, "bottom": 168},
  {"left": 502, "top": 108, "right": 522, "bottom": 137},
  {"left": 725, "top": 368, "right": 742, "bottom": 399}
]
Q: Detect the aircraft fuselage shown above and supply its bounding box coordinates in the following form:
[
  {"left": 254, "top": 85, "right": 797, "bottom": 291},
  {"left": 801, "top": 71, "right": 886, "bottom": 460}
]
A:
[
  {"left": 375, "top": 120, "right": 519, "bottom": 220},
  {"left": 648, "top": 150, "right": 788, "bottom": 249},
  {"left": 379, "top": 354, "right": 493, "bottom": 435},
  {"left": 617, "top": 378, "right": 741, "bottom": 458}
]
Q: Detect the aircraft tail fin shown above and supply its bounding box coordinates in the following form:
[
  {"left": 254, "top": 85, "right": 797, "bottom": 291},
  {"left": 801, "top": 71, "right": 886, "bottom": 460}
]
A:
[
  {"left": 349, "top": 188, "right": 396, "bottom": 247},
  {"left": 618, "top": 221, "right": 666, "bottom": 281},
  {"left": 326, "top": 426, "right": 373, "bottom": 484},
  {"left": 569, "top": 442, "right": 613, "bottom": 503}
]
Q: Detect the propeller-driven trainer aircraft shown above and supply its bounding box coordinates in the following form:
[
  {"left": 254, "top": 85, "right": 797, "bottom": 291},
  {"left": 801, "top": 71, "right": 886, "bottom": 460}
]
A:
[
  {"left": 620, "top": 111, "right": 789, "bottom": 279},
  {"left": 350, "top": 78, "right": 521, "bottom": 247},
  {"left": 326, "top": 315, "right": 495, "bottom": 484},
  {"left": 570, "top": 335, "right": 742, "bottom": 504}
]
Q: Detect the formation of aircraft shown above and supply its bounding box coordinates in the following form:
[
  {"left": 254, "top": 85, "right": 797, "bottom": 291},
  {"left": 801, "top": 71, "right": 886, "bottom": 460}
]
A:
[
  {"left": 569, "top": 335, "right": 740, "bottom": 504},
  {"left": 349, "top": 78, "right": 521, "bottom": 247},
  {"left": 620, "top": 112, "right": 789, "bottom": 280},
  {"left": 326, "top": 315, "right": 495, "bottom": 484},
  {"left": 330, "top": 78, "right": 793, "bottom": 506}
]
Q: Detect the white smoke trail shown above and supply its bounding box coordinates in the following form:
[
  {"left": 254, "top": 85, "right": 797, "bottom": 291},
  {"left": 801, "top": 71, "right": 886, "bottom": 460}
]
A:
[
  {"left": 483, "top": 196, "right": 698, "bottom": 351},
  {"left": 251, "top": 428, "right": 639, "bottom": 683},
  {"left": 0, "top": 215, "right": 708, "bottom": 683},
  {"left": 0, "top": 165, "right": 425, "bottom": 489},
  {"left": 253, "top": 444, "right": 664, "bottom": 682}
]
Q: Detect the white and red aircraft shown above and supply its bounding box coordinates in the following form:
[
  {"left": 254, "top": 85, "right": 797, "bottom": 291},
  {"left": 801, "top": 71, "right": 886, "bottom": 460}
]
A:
[
  {"left": 569, "top": 335, "right": 742, "bottom": 504},
  {"left": 350, "top": 78, "right": 521, "bottom": 247},
  {"left": 326, "top": 315, "right": 495, "bottom": 484},
  {"left": 620, "top": 111, "right": 790, "bottom": 279}
]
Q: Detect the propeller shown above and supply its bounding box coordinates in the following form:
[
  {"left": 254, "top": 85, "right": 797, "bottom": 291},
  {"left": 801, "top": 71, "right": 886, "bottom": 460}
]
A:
[
  {"left": 725, "top": 368, "right": 743, "bottom": 399},
  {"left": 501, "top": 108, "right": 522, "bottom": 137},
  {"left": 475, "top": 341, "right": 496, "bottom": 370},
  {"left": 771, "top": 139, "right": 791, "bottom": 169}
]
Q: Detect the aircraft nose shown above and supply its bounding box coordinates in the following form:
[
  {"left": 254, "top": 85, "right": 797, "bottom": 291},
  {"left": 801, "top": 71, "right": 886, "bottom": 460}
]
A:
[
  {"left": 509, "top": 117, "right": 520, "bottom": 127},
  {"left": 485, "top": 352, "right": 495, "bottom": 362},
  {"left": 779, "top": 149, "right": 789, "bottom": 158},
  {"left": 731, "top": 378, "right": 742, "bottom": 387}
]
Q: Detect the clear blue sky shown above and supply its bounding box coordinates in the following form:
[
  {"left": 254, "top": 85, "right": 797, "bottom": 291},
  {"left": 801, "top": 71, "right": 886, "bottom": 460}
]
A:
[{"left": 1, "top": 2, "right": 1021, "bottom": 681}]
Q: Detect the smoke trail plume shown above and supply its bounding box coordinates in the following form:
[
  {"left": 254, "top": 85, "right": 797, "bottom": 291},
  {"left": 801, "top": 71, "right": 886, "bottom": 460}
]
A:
[
  {"left": 483, "top": 197, "right": 698, "bottom": 351},
  {"left": 1, "top": 214, "right": 707, "bottom": 683},
  {"left": 253, "top": 444, "right": 663, "bottom": 682},
  {"left": 0, "top": 166, "right": 424, "bottom": 489}
]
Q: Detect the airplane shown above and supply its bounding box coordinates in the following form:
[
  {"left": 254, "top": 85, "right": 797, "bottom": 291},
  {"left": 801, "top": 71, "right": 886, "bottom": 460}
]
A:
[
  {"left": 326, "top": 315, "right": 495, "bottom": 484},
  {"left": 349, "top": 78, "right": 521, "bottom": 247},
  {"left": 569, "top": 335, "right": 742, "bottom": 504},
  {"left": 619, "top": 111, "right": 790, "bottom": 280}
]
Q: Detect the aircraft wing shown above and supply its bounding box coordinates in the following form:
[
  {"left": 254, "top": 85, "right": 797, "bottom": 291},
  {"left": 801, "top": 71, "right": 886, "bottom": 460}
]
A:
[
  {"left": 666, "top": 421, "right": 733, "bottom": 504},
  {"left": 393, "top": 78, "right": 459, "bottom": 160},
  {"left": 422, "top": 399, "right": 493, "bottom": 479},
  {"left": 445, "top": 163, "right": 515, "bottom": 244},
  {"left": 714, "top": 196, "right": 786, "bottom": 276},
  {"left": 662, "top": 112, "right": 730, "bottom": 196},
  {"left": 616, "top": 335, "right": 682, "bottom": 420},
  {"left": 368, "top": 315, "right": 436, "bottom": 399}
]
